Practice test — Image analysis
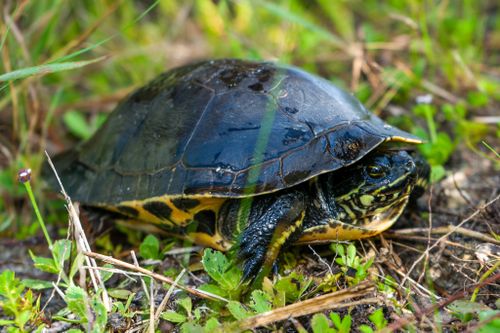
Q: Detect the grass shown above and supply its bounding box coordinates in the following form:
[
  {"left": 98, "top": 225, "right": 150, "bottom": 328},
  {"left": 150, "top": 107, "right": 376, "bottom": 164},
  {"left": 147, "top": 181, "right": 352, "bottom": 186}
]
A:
[{"left": 1, "top": 0, "right": 499, "bottom": 331}]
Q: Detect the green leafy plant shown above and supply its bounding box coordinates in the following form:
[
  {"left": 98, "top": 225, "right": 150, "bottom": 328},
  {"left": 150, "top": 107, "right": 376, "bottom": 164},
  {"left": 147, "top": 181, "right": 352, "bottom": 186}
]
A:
[
  {"left": 161, "top": 296, "right": 194, "bottom": 324},
  {"left": 331, "top": 243, "right": 374, "bottom": 285},
  {"left": 412, "top": 102, "right": 490, "bottom": 182},
  {"left": 268, "top": 271, "right": 312, "bottom": 306},
  {"left": 200, "top": 249, "right": 243, "bottom": 300},
  {"left": 111, "top": 291, "right": 137, "bottom": 318},
  {"left": 52, "top": 285, "right": 108, "bottom": 332},
  {"left": 139, "top": 234, "right": 162, "bottom": 260},
  {"left": 161, "top": 296, "right": 221, "bottom": 332},
  {"left": 448, "top": 299, "right": 500, "bottom": 331},
  {"left": 311, "top": 313, "right": 335, "bottom": 333},
  {"left": 0, "top": 270, "right": 44, "bottom": 332},
  {"left": 359, "top": 308, "right": 388, "bottom": 333},
  {"left": 310, "top": 312, "right": 352, "bottom": 333},
  {"left": 226, "top": 290, "right": 272, "bottom": 320},
  {"left": 177, "top": 318, "right": 220, "bottom": 333}
]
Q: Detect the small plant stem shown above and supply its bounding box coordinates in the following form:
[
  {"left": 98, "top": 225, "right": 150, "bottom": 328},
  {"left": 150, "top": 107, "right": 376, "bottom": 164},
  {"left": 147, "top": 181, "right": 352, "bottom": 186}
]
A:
[
  {"left": 24, "top": 181, "right": 53, "bottom": 249},
  {"left": 149, "top": 279, "right": 155, "bottom": 333},
  {"left": 481, "top": 141, "right": 500, "bottom": 159},
  {"left": 131, "top": 250, "right": 150, "bottom": 301},
  {"left": 154, "top": 269, "right": 186, "bottom": 322},
  {"left": 425, "top": 107, "right": 437, "bottom": 143},
  {"left": 470, "top": 259, "right": 500, "bottom": 302}
]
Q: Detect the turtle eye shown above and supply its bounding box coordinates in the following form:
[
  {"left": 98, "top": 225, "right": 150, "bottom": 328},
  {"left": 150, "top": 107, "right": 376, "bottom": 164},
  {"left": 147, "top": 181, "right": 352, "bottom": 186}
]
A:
[{"left": 367, "top": 165, "right": 385, "bottom": 179}]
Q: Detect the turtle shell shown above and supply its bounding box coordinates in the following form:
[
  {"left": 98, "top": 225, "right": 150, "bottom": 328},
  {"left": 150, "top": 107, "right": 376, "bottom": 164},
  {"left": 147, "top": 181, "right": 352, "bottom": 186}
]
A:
[{"left": 47, "top": 59, "right": 421, "bottom": 205}]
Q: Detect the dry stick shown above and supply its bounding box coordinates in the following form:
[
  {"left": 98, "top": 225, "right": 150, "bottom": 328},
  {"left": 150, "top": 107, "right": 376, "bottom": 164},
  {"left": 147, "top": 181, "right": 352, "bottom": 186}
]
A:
[
  {"left": 241, "top": 297, "right": 379, "bottom": 330},
  {"left": 400, "top": 194, "right": 500, "bottom": 287},
  {"left": 388, "top": 226, "right": 500, "bottom": 246},
  {"left": 149, "top": 279, "right": 155, "bottom": 333},
  {"left": 416, "top": 185, "right": 434, "bottom": 294},
  {"left": 45, "top": 152, "right": 111, "bottom": 311},
  {"left": 387, "top": 235, "right": 474, "bottom": 251},
  {"left": 131, "top": 250, "right": 150, "bottom": 301},
  {"left": 375, "top": 237, "right": 438, "bottom": 300},
  {"left": 84, "top": 251, "right": 228, "bottom": 303},
  {"left": 237, "top": 281, "right": 375, "bottom": 330},
  {"left": 153, "top": 269, "right": 186, "bottom": 326},
  {"left": 82, "top": 266, "right": 140, "bottom": 282},
  {"left": 376, "top": 270, "right": 438, "bottom": 300},
  {"left": 382, "top": 272, "right": 500, "bottom": 333}
]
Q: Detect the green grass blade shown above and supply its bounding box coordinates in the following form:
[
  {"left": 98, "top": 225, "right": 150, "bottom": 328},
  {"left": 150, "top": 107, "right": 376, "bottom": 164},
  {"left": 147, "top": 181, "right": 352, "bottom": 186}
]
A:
[
  {"left": 54, "top": 0, "right": 161, "bottom": 64},
  {"left": 0, "top": 56, "right": 106, "bottom": 82},
  {"left": 256, "top": 0, "right": 345, "bottom": 48},
  {"left": 0, "top": 25, "right": 10, "bottom": 52},
  {"left": 481, "top": 141, "right": 500, "bottom": 159}
]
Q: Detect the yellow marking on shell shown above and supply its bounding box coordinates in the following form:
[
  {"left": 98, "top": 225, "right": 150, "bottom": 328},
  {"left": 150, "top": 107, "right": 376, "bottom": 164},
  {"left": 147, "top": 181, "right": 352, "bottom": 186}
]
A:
[
  {"left": 387, "top": 135, "right": 423, "bottom": 144},
  {"left": 112, "top": 216, "right": 232, "bottom": 251},
  {"left": 296, "top": 196, "right": 409, "bottom": 244},
  {"left": 110, "top": 195, "right": 225, "bottom": 227}
]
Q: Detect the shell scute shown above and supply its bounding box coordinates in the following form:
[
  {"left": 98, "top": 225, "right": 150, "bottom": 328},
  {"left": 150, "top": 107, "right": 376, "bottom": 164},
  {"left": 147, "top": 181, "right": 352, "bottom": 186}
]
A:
[{"left": 46, "top": 59, "right": 421, "bottom": 204}]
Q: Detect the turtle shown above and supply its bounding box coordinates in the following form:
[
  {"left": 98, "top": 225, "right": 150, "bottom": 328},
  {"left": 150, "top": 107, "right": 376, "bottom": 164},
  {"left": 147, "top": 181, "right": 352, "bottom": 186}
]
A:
[{"left": 44, "top": 59, "right": 429, "bottom": 281}]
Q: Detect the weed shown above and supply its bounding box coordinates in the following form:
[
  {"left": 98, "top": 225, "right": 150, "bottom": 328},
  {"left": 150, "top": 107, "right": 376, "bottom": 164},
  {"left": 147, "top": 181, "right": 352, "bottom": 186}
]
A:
[
  {"left": 358, "top": 308, "right": 388, "bottom": 333},
  {"left": 139, "top": 234, "right": 162, "bottom": 261},
  {"left": 331, "top": 243, "right": 374, "bottom": 286},
  {"left": 200, "top": 249, "right": 243, "bottom": 300},
  {"left": 0, "top": 270, "right": 44, "bottom": 332},
  {"left": 311, "top": 312, "right": 352, "bottom": 333}
]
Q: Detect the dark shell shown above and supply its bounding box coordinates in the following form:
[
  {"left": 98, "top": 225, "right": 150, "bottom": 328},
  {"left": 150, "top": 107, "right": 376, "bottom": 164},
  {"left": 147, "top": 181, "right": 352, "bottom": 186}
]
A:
[{"left": 46, "top": 59, "right": 421, "bottom": 204}]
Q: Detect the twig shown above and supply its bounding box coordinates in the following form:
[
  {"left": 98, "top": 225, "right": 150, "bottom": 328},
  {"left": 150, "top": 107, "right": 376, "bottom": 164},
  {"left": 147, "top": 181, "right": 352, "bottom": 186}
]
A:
[
  {"left": 386, "top": 235, "right": 475, "bottom": 251},
  {"left": 289, "top": 318, "right": 308, "bottom": 333},
  {"left": 236, "top": 281, "right": 376, "bottom": 330},
  {"left": 149, "top": 279, "right": 155, "bottom": 333},
  {"left": 400, "top": 194, "right": 500, "bottom": 286},
  {"left": 51, "top": 282, "right": 66, "bottom": 299},
  {"left": 470, "top": 259, "right": 500, "bottom": 302},
  {"left": 387, "top": 226, "right": 500, "bottom": 246},
  {"left": 84, "top": 251, "right": 228, "bottom": 303},
  {"left": 82, "top": 266, "right": 139, "bottom": 282},
  {"left": 45, "top": 152, "right": 111, "bottom": 311},
  {"left": 381, "top": 272, "right": 500, "bottom": 332},
  {"left": 308, "top": 245, "right": 333, "bottom": 275},
  {"left": 131, "top": 250, "right": 150, "bottom": 301},
  {"left": 153, "top": 269, "right": 186, "bottom": 325},
  {"left": 376, "top": 271, "right": 439, "bottom": 300}
]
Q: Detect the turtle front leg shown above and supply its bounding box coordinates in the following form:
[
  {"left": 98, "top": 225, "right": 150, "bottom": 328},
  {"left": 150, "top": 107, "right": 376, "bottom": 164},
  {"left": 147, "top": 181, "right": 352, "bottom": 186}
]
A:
[{"left": 220, "top": 189, "right": 307, "bottom": 283}]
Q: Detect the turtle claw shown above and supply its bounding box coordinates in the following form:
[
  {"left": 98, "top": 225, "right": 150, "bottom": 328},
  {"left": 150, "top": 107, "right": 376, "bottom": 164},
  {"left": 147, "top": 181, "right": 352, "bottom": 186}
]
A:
[
  {"left": 237, "top": 225, "right": 270, "bottom": 283},
  {"left": 241, "top": 255, "right": 265, "bottom": 282}
]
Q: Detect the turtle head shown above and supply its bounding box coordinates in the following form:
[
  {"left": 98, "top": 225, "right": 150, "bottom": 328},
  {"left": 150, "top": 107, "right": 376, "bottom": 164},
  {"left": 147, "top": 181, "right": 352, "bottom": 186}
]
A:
[{"left": 322, "top": 150, "right": 428, "bottom": 226}]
